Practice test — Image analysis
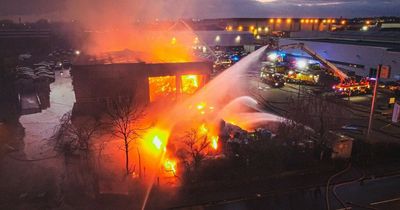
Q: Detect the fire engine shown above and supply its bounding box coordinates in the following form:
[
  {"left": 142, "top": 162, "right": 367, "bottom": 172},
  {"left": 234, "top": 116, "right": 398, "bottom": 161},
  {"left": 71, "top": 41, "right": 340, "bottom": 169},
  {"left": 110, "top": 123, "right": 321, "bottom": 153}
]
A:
[{"left": 268, "top": 43, "right": 371, "bottom": 96}]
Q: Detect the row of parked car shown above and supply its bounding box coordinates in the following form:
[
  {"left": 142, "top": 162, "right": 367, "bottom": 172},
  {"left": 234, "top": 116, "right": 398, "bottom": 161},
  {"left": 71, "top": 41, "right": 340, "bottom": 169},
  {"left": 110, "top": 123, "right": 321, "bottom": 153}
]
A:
[{"left": 16, "top": 64, "right": 55, "bottom": 82}]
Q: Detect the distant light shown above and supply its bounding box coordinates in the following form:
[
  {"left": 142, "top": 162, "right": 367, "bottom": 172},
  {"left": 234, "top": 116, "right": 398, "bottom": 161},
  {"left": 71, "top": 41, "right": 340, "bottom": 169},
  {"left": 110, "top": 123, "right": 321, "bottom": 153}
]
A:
[
  {"left": 238, "top": 25, "right": 243, "bottom": 31},
  {"left": 341, "top": 20, "right": 346, "bottom": 25},
  {"left": 249, "top": 25, "right": 255, "bottom": 31},
  {"left": 310, "top": 19, "right": 314, "bottom": 23},
  {"left": 323, "top": 20, "right": 327, "bottom": 23},
  {"left": 277, "top": 18, "right": 282, "bottom": 24},
  {"left": 215, "top": 35, "right": 221, "bottom": 42},
  {"left": 194, "top": 37, "right": 199, "bottom": 44},
  {"left": 300, "top": 19, "right": 305, "bottom": 23},
  {"left": 267, "top": 52, "right": 278, "bottom": 61},
  {"left": 296, "top": 60, "right": 308, "bottom": 69},
  {"left": 269, "top": 19, "right": 274, "bottom": 23},
  {"left": 235, "top": 35, "right": 241, "bottom": 43},
  {"left": 361, "top": 25, "right": 369, "bottom": 31},
  {"left": 366, "top": 20, "right": 371, "bottom": 25},
  {"left": 327, "top": 19, "right": 332, "bottom": 24},
  {"left": 74, "top": 50, "right": 80, "bottom": 55},
  {"left": 256, "top": 35, "right": 261, "bottom": 40},
  {"left": 264, "top": 27, "right": 269, "bottom": 32},
  {"left": 332, "top": 19, "right": 336, "bottom": 23},
  {"left": 305, "top": 19, "right": 310, "bottom": 24},
  {"left": 286, "top": 19, "right": 292, "bottom": 24},
  {"left": 314, "top": 19, "right": 319, "bottom": 23},
  {"left": 258, "top": 27, "right": 262, "bottom": 32}
]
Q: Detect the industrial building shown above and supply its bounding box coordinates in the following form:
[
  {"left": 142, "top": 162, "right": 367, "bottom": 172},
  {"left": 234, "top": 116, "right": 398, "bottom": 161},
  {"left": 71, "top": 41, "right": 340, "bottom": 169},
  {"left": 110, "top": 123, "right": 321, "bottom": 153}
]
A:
[
  {"left": 71, "top": 50, "right": 212, "bottom": 115},
  {"left": 279, "top": 38, "right": 400, "bottom": 81}
]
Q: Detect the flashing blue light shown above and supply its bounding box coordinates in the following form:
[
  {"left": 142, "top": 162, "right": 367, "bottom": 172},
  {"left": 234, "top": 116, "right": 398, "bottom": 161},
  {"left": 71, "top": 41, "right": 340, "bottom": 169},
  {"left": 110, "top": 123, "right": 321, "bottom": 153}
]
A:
[{"left": 230, "top": 55, "right": 240, "bottom": 62}]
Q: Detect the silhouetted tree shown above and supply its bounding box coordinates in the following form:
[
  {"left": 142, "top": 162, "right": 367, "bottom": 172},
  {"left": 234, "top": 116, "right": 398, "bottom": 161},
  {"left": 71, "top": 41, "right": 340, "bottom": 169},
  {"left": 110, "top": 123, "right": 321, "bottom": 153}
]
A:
[
  {"left": 178, "top": 129, "right": 210, "bottom": 172},
  {"left": 53, "top": 111, "right": 103, "bottom": 157},
  {"left": 105, "top": 96, "right": 147, "bottom": 176}
]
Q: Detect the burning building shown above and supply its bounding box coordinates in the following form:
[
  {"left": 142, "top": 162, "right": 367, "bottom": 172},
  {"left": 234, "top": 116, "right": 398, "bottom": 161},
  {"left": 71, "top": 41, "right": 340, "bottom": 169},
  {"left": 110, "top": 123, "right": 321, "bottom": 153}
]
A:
[{"left": 71, "top": 49, "right": 212, "bottom": 115}]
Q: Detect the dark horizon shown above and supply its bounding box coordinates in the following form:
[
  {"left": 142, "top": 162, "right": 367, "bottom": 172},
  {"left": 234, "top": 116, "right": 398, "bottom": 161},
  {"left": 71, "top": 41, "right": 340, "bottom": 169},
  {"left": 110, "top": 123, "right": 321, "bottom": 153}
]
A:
[{"left": 0, "top": 0, "right": 399, "bottom": 23}]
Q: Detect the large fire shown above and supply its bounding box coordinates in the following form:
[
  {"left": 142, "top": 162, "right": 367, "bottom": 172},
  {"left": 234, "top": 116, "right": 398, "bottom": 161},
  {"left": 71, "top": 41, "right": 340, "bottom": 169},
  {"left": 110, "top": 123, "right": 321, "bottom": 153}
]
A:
[
  {"left": 163, "top": 158, "right": 177, "bottom": 176},
  {"left": 144, "top": 127, "right": 169, "bottom": 152},
  {"left": 148, "top": 74, "right": 203, "bottom": 102},
  {"left": 148, "top": 76, "right": 177, "bottom": 102},
  {"left": 181, "top": 75, "right": 203, "bottom": 95},
  {"left": 83, "top": 29, "right": 197, "bottom": 63}
]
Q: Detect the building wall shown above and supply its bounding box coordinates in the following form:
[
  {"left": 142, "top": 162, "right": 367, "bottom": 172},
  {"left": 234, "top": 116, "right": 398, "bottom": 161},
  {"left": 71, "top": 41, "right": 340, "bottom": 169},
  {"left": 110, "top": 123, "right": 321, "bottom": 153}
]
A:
[
  {"left": 71, "top": 61, "right": 212, "bottom": 116},
  {"left": 280, "top": 38, "right": 400, "bottom": 81}
]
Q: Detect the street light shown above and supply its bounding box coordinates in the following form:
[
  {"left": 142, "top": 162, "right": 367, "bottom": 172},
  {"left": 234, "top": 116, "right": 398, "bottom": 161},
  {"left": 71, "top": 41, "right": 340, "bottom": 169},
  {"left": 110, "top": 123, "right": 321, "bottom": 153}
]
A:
[
  {"left": 235, "top": 35, "right": 241, "bottom": 43},
  {"left": 215, "top": 35, "right": 221, "bottom": 42}
]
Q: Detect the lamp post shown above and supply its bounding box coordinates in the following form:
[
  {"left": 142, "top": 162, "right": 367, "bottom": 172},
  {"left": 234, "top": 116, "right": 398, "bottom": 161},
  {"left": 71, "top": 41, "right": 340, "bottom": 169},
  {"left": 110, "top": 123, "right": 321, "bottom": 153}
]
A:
[{"left": 366, "top": 65, "right": 381, "bottom": 141}]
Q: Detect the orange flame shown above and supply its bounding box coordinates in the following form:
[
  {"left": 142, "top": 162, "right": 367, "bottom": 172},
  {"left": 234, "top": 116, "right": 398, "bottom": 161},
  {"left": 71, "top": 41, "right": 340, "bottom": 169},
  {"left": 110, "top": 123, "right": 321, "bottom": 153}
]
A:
[
  {"left": 181, "top": 74, "right": 201, "bottom": 94},
  {"left": 211, "top": 136, "right": 219, "bottom": 150},
  {"left": 152, "top": 136, "right": 162, "bottom": 150},
  {"left": 144, "top": 128, "right": 169, "bottom": 153},
  {"left": 164, "top": 158, "right": 177, "bottom": 175},
  {"left": 199, "top": 123, "right": 208, "bottom": 135}
]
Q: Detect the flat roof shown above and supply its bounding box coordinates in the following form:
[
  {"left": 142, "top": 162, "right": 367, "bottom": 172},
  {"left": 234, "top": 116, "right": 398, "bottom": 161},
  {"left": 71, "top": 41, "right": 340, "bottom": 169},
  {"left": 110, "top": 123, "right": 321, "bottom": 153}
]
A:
[
  {"left": 73, "top": 49, "right": 205, "bottom": 65},
  {"left": 292, "top": 38, "right": 400, "bottom": 51}
]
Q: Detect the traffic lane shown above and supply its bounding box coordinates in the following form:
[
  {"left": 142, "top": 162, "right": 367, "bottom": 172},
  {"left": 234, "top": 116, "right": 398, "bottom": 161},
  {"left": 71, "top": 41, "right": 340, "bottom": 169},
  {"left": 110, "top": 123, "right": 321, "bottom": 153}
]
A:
[
  {"left": 335, "top": 175, "right": 400, "bottom": 209},
  {"left": 370, "top": 198, "right": 400, "bottom": 210},
  {"left": 250, "top": 79, "right": 400, "bottom": 142},
  {"left": 204, "top": 188, "right": 326, "bottom": 210},
  {"left": 200, "top": 176, "right": 400, "bottom": 210}
]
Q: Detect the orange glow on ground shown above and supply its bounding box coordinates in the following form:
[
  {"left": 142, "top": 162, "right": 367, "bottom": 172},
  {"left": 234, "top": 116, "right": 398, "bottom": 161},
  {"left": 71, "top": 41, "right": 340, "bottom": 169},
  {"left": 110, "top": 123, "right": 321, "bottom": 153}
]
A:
[{"left": 148, "top": 76, "right": 176, "bottom": 102}]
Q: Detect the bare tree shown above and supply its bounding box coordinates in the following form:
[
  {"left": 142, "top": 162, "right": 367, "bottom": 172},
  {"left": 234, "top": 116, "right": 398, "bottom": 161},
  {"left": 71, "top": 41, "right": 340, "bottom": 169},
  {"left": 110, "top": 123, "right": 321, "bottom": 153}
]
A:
[
  {"left": 53, "top": 111, "right": 103, "bottom": 157},
  {"left": 257, "top": 91, "right": 347, "bottom": 148},
  {"left": 52, "top": 112, "right": 104, "bottom": 199},
  {"left": 105, "top": 96, "right": 147, "bottom": 176},
  {"left": 277, "top": 94, "right": 348, "bottom": 160},
  {"left": 178, "top": 129, "right": 210, "bottom": 172}
]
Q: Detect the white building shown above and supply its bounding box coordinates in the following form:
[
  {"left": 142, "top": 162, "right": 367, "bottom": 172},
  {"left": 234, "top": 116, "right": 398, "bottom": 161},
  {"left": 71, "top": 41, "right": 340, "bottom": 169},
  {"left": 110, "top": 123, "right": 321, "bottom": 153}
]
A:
[{"left": 280, "top": 38, "right": 400, "bottom": 81}]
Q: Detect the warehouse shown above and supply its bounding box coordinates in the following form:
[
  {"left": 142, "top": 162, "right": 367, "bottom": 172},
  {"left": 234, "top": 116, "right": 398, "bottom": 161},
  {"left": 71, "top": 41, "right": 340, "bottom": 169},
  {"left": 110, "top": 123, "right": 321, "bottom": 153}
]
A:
[
  {"left": 71, "top": 50, "right": 212, "bottom": 115},
  {"left": 280, "top": 38, "right": 400, "bottom": 81}
]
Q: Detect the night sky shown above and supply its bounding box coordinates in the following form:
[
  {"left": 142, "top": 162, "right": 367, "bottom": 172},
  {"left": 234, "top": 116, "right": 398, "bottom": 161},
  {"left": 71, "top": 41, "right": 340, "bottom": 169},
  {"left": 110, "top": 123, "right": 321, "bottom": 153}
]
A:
[{"left": 0, "top": 0, "right": 399, "bottom": 21}]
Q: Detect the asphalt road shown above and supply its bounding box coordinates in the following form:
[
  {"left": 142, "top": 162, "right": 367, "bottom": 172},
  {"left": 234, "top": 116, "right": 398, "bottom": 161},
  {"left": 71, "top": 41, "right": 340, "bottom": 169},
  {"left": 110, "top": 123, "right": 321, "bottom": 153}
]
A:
[
  {"left": 248, "top": 79, "right": 400, "bottom": 143},
  {"left": 199, "top": 174, "right": 400, "bottom": 210}
]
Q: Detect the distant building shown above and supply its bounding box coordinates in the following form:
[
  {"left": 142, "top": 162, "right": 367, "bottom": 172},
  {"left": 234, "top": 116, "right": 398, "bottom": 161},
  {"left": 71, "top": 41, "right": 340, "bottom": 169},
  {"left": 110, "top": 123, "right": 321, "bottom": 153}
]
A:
[
  {"left": 0, "top": 29, "right": 52, "bottom": 56},
  {"left": 280, "top": 38, "right": 400, "bottom": 81},
  {"left": 196, "top": 31, "right": 256, "bottom": 47}
]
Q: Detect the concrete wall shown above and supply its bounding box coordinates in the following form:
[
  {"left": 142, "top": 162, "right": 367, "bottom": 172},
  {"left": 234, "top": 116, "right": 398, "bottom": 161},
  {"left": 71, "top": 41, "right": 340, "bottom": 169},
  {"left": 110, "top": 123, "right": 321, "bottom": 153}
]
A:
[{"left": 280, "top": 38, "right": 400, "bottom": 81}]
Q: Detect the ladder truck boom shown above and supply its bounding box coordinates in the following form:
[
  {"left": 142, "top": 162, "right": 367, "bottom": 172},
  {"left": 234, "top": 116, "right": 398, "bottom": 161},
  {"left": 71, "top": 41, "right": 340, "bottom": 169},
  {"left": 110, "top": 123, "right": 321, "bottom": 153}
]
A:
[{"left": 278, "top": 43, "right": 348, "bottom": 82}]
